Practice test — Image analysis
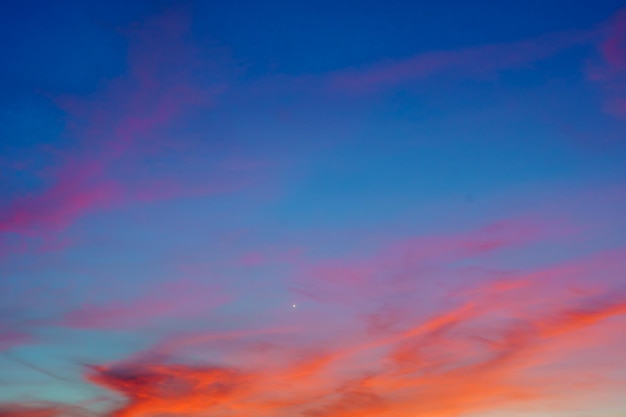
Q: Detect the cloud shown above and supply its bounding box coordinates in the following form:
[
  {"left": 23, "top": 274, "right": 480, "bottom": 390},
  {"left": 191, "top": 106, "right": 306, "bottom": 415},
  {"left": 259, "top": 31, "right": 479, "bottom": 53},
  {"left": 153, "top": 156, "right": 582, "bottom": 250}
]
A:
[
  {"left": 0, "top": 309, "right": 42, "bottom": 351},
  {"left": 324, "top": 30, "right": 593, "bottom": 95},
  {"left": 0, "top": 9, "right": 263, "bottom": 258},
  {"left": 236, "top": 251, "right": 266, "bottom": 267},
  {"left": 5, "top": 217, "right": 625, "bottom": 417},
  {"left": 0, "top": 406, "right": 60, "bottom": 417},
  {"left": 0, "top": 329, "right": 32, "bottom": 351},
  {"left": 74, "top": 245, "right": 626, "bottom": 417},
  {"left": 0, "top": 161, "right": 120, "bottom": 236},
  {"left": 0, "top": 404, "right": 89, "bottom": 417},
  {"left": 289, "top": 216, "right": 558, "bottom": 306},
  {"left": 86, "top": 363, "right": 247, "bottom": 417},
  {"left": 589, "top": 7, "right": 626, "bottom": 118},
  {"left": 61, "top": 279, "right": 228, "bottom": 330}
]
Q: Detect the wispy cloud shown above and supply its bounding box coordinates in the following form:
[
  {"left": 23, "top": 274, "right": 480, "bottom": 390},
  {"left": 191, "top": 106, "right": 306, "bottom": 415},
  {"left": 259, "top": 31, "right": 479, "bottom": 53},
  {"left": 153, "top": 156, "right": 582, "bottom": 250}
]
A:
[
  {"left": 0, "top": 329, "right": 32, "bottom": 351},
  {"left": 0, "top": 403, "right": 91, "bottom": 417},
  {"left": 60, "top": 279, "right": 228, "bottom": 330},
  {"left": 0, "top": 10, "right": 262, "bottom": 258},
  {"left": 80, "top": 266, "right": 626, "bottom": 417},
  {"left": 1, "top": 232, "right": 625, "bottom": 416},
  {"left": 324, "top": 30, "right": 594, "bottom": 95},
  {"left": 589, "top": 7, "right": 626, "bottom": 118},
  {"left": 2, "top": 5, "right": 626, "bottom": 417},
  {"left": 289, "top": 216, "right": 560, "bottom": 306}
]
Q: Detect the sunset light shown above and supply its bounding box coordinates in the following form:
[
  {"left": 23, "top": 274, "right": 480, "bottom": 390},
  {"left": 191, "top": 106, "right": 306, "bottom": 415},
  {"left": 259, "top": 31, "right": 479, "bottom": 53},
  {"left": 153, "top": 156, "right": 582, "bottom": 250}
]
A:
[{"left": 1, "top": 1, "right": 626, "bottom": 417}]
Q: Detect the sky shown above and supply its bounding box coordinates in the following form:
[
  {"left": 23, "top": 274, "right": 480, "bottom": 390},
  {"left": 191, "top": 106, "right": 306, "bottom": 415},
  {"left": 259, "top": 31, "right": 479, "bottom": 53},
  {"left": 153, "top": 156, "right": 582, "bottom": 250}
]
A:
[{"left": 1, "top": 0, "right": 626, "bottom": 416}]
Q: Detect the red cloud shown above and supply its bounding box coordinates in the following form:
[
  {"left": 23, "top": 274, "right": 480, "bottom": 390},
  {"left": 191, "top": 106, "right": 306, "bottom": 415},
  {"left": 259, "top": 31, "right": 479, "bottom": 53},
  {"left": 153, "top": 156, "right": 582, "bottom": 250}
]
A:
[
  {"left": 85, "top": 277, "right": 626, "bottom": 417},
  {"left": 87, "top": 363, "right": 248, "bottom": 417}
]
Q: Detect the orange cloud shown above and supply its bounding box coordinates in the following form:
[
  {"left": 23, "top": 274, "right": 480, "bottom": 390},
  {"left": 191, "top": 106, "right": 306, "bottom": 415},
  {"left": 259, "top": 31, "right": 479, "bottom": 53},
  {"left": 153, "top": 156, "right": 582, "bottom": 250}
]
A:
[{"left": 85, "top": 261, "right": 626, "bottom": 417}]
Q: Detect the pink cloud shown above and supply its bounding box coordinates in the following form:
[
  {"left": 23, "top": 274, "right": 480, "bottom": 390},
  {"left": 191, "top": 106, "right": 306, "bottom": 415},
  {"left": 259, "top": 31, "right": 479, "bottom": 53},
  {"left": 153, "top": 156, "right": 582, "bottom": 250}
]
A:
[
  {"left": 61, "top": 280, "right": 229, "bottom": 330},
  {"left": 237, "top": 251, "right": 266, "bottom": 267},
  {"left": 325, "top": 30, "right": 593, "bottom": 95},
  {"left": 289, "top": 216, "right": 562, "bottom": 305},
  {"left": 588, "top": 7, "right": 626, "bottom": 118},
  {"left": 0, "top": 329, "right": 32, "bottom": 351},
  {"left": 0, "top": 10, "right": 264, "bottom": 258},
  {"left": 4, "top": 219, "right": 624, "bottom": 416},
  {"left": 0, "top": 163, "right": 120, "bottom": 235},
  {"left": 599, "top": 8, "right": 626, "bottom": 72}
]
